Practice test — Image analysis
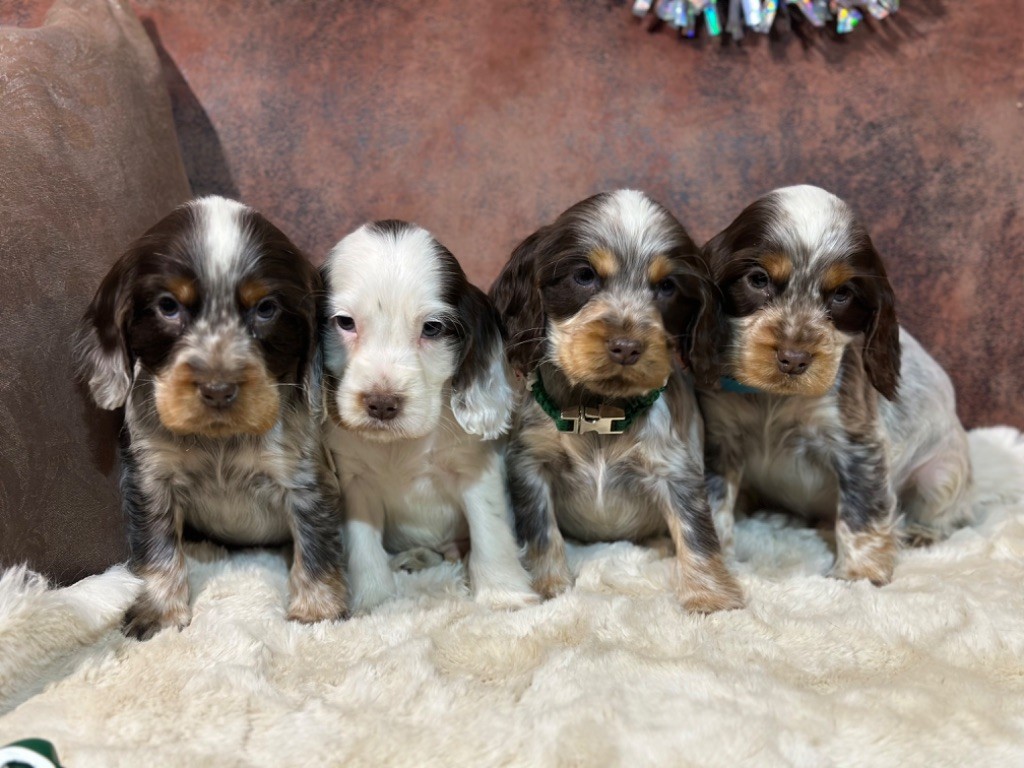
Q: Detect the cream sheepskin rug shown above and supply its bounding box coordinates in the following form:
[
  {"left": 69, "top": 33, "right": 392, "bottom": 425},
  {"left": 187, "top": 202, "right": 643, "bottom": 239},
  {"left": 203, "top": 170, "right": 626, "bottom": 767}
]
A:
[{"left": 2, "top": 427, "right": 1024, "bottom": 767}]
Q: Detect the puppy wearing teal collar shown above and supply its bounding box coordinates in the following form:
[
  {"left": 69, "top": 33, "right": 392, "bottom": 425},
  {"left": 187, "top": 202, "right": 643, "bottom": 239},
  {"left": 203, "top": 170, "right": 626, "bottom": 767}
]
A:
[{"left": 698, "top": 185, "right": 972, "bottom": 585}]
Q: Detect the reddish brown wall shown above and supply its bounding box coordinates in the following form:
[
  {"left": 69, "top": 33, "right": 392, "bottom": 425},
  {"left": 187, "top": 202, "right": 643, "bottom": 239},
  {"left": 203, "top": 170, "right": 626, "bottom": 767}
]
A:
[{"left": 5, "top": 0, "right": 1022, "bottom": 428}]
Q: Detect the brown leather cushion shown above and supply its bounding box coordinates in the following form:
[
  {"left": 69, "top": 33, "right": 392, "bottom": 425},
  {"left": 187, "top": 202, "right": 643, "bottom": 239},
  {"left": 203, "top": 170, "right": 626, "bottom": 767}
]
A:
[{"left": 0, "top": 0, "right": 190, "bottom": 583}]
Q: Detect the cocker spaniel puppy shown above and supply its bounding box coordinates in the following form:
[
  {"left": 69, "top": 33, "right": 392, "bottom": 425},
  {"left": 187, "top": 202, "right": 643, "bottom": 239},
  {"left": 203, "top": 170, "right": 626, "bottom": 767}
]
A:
[
  {"left": 75, "top": 196, "right": 347, "bottom": 639},
  {"left": 699, "top": 185, "right": 972, "bottom": 585},
  {"left": 321, "top": 220, "right": 538, "bottom": 612},
  {"left": 490, "top": 190, "right": 744, "bottom": 613}
]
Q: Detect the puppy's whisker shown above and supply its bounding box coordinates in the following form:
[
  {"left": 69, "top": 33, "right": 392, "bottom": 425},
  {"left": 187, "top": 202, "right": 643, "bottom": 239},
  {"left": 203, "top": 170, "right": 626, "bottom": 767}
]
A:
[{"left": 505, "top": 336, "right": 545, "bottom": 352}]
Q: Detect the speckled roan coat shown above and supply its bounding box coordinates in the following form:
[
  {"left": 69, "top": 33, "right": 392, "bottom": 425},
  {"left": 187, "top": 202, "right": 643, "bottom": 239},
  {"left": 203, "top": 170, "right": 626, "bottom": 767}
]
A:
[
  {"left": 74, "top": 197, "right": 347, "bottom": 639},
  {"left": 698, "top": 186, "right": 972, "bottom": 587},
  {"left": 492, "top": 190, "right": 744, "bottom": 613}
]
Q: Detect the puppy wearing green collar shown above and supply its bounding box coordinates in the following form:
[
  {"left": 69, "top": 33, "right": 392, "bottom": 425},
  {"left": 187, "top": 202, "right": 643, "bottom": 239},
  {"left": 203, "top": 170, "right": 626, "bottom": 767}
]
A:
[{"left": 490, "top": 190, "right": 743, "bottom": 613}]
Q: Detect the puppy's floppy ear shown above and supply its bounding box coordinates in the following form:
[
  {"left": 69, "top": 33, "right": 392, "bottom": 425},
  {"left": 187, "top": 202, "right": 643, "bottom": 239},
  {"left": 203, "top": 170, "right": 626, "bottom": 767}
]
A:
[
  {"left": 74, "top": 250, "right": 137, "bottom": 409},
  {"left": 846, "top": 231, "right": 901, "bottom": 401},
  {"left": 685, "top": 277, "right": 728, "bottom": 386},
  {"left": 700, "top": 227, "right": 735, "bottom": 288},
  {"left": 451, "top": 283, "right": 516, "bottom": 440},
  {"left": 862, "top": 269, "right": 901, "bottom": 401},
  {"left": 488, "top": 229, "right": 546, "bottom": 375},
  {"left": 660, "top": 213, "right": 726, "bottom": 386},
  {"left": 301, "top": 263, "right": 326, "bottom": 419}
]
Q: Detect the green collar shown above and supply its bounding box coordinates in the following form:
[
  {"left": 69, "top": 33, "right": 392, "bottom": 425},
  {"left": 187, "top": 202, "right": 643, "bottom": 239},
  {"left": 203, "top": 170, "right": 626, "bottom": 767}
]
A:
[{"left": 530, "top": 372, "right": 666, "bottom": 435}]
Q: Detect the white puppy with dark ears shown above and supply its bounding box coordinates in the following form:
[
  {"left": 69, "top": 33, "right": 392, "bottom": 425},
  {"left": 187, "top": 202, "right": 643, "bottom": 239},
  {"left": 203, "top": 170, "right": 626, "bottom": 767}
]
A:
[{"left": 321, "top": 220, "right": 539, "bottom": 613}]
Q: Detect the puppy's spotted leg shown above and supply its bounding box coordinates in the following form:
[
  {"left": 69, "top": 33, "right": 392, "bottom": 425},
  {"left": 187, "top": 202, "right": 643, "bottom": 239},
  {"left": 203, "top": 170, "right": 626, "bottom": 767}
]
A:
[
  {"left": 829, "top": 356, "right": 900, "bottom": 585},
  {"left": 122, "top": 455, "right": 190, "bottom": 640},
  {"left": 344, "top": 483, "right": 396, "bottom": 613},
  {"left": 463, "top": 452, "right": 539, "bottom": 610},
  {"left": 706, "top": 469, "right": 741, "bottom": 557},
  {"left": 832, "top": 440, "right": 898, "bottom": 586},
  {"left": 125, "top": 552, "right": 189, "bottom": 641},
  {"left": 508, "top": 450, "right": 572, "bottom": 600},
  {"left": 286, "top": 483, "right": 348, "bottom": 623},
  {"left": 658, "top": 477, "right": 744, "bottom": 614}
]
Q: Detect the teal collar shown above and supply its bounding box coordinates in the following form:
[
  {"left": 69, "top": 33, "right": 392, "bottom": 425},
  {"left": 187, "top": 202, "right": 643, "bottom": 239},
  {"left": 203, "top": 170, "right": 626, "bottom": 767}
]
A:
[
  {"left": 719, "top": 376, "right": 766, "bottom": 395},
  {"left": 530, "top": 373, "right": 666, "bottom": 435}
]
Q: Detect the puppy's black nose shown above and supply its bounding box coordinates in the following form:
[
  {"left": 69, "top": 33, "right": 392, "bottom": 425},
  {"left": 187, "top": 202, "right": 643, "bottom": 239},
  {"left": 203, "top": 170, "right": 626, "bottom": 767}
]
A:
[
  {"left": 365, "top": 393, "right": 402, "bottom": 421},
  {"left": 776, "top": 348, "right": 812, "bottom": 375},
  {"left": 606, "top": 337, "right": 644, "bottom": 366},
  {"left": 198, "top": 381, "right": 239, "bottom": 409}
]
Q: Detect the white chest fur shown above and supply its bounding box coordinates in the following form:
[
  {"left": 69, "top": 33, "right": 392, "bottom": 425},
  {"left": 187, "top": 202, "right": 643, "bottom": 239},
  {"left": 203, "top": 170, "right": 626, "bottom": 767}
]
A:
[
  {"left": 540, "top": 398, "right": 695, "bottom": 543},
  {"left": 326, "top": 406, "right": 492, "bottom": 552},
  {"left": 701, "top": 392, "right": 840, "bottom": 519},
  {"left": 133, "top": 423, "right": 299, "bottom": 545}
]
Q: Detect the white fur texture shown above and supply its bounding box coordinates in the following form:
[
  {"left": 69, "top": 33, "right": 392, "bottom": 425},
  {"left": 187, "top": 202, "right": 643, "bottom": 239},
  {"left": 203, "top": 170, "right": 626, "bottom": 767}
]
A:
[
  {"left": 324, "top": 223, "right": 459, "bottom": 440},
  {"left": 2, "top": 428, "right": 1024, "bottom": 765},
  {"left": 0, "top": 565, "right": 140, "bottom": 712}
]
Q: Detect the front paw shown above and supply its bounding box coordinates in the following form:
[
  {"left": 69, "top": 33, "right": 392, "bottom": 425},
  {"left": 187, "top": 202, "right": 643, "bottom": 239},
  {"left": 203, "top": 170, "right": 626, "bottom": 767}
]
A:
[
  {"left": 122, "top": 599, "right": 190, "bottom": 641},
  {"left": 832, "top": 557, "right": 895, "bottom": 587},
  {"left": 677, "top": 559, "right": 745, "bottom": 614},
  {"left": 287, "top": 574, "right": 349, "bottom": 623},
  {"left": 532, "top": 569, "right": 573, "bottom": 600},
  {"left": 681, "top": 582, "right": 745, "bottom": 614},
  {"left": 834, "top": 520, "right": 897, "bottom": 586}
]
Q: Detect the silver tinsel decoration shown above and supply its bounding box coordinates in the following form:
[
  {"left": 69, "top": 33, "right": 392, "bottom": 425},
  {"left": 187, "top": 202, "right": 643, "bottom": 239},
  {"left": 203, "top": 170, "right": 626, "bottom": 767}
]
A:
[{"left": 632, "top": 0, "right": 899, "bottom": 40}]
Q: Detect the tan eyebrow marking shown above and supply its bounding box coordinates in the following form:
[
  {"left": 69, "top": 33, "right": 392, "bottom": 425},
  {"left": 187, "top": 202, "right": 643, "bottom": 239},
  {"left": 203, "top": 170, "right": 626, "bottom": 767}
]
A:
[
  {"left": 239, "top": 280, "right": 271, "bottom": 308},
  {"left": 823, "top": 262, "right": 855, "bottom": 291},
  {"left": 166, "top": 277, "right": 197, "bottom": 305},
  {"left": 648, "top": 254, "right": 673, "bottom": 283},
  {"left": 588, "top": 248, "right": 618, "bottom": 279},
  {"left": 761, "top": 252, "right": 793, "bottom": 284}
]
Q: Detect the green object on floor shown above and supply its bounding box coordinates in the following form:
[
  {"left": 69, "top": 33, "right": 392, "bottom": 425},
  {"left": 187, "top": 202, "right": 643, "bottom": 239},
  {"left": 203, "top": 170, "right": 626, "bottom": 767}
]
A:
[{"left": 0, "top": 739, "right": 63, "bottom": 768}]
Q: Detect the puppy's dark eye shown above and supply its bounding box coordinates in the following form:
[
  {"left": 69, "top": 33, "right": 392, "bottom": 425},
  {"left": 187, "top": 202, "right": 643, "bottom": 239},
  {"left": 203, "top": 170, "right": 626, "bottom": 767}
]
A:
[
  {"left": 654, "top": 278, "right": 677, "bottom": 299},
  {"left": 747, "top": 270, "right": 770, "bottom": 290},
  {"left": 573, "top": 266, "right": 598, "bottom": 287},
  {"left": 336, "top": 315, "right": 356, "bottom": 332},
  {"left": 254, "top": 297, "right": 279, "bottom": 322},
  {"left": 156, "top": 295, "right": 182, "bottom": 320},
  {"left": 831, "top": 285, "right": 853, "bottom": 306},
  {"left": 421, "top": 321, "right": 444, "bottom": 339}
]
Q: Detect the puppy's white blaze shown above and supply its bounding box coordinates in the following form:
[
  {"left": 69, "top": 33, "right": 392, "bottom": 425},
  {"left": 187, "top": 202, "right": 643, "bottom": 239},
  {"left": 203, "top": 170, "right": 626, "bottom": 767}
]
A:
[
  {"left": 594, "top": 189, "right": 677, "bottom": 256},
  {"left": 770, "top": 185, "right": 854, "bottom": 263},
  {"left": 601, "top": 290, "right": 660, "bottom": 322},
  {"left": 326, "top": 224, "right": 445, "bottom": 311},
  {"left": 193, "top": 196, "right": 249, "bottom": 278}
]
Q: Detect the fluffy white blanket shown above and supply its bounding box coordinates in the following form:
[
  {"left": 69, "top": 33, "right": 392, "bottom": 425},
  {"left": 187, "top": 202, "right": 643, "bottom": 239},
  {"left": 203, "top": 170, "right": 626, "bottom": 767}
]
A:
[{"left": 2, "top": 428, "right": 1023, "bottom": 767}]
